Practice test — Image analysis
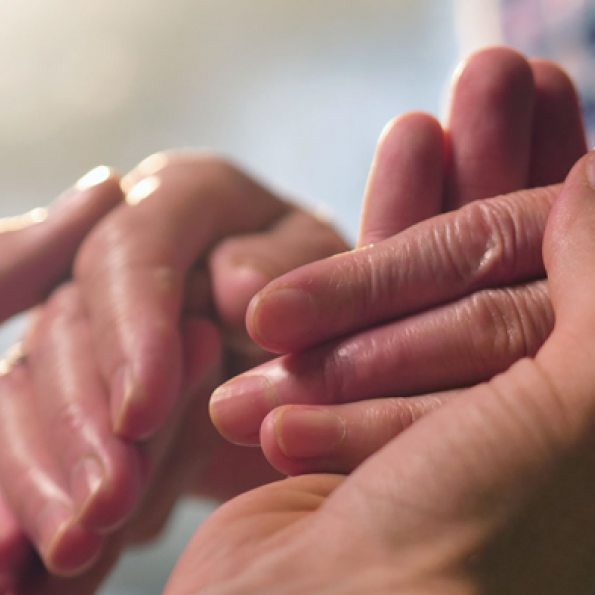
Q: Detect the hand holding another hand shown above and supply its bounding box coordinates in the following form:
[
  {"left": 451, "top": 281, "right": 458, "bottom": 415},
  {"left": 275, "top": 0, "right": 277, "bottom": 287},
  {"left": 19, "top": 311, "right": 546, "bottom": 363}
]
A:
[
  {"left": 210, "top": 48, "right": 588, "bottom": 476},
  {"left": 168, "top": 143, "right": 595, "bottom": 595}
]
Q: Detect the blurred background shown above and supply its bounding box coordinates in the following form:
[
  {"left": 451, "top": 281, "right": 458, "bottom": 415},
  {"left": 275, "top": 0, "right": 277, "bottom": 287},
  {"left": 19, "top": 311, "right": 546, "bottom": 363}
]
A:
[{"left": 0, "top": 0, "right": 590, "bottom": 593}]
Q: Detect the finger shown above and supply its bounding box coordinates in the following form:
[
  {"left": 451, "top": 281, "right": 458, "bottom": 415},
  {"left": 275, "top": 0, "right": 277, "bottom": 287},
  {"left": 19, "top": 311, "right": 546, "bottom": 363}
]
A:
[
  {"left": 260, "top": 393, "right": 457, "bottom": 476},
  {"left": 0, "top": 166, "right": 122, "bottom": 323},
  {"left": 527, "top": 59, "right": 587, "bottom": 187},
  {"left": 74, "top": 154, "right": 291, "bottom": 440},
  {"left": 209, "top": 207, "right": 348, "bottom": 374},
  {"left": 544, "top": 150, "right": 595, "bottom": 360},
  {"left": 0, "top": 367, "right": 103, "bottom": 576},
  {"left": 212, "top": 280, "right": 552, "bottom": 444},
  {"left": 246, "top": 184, "right": 555, "bottom": 354},
  {"left": 16, "top": 533, "right": 124, "bottom": 595},
  {"left": 326, "top": 151, "right": 595, "bottom": 561},
  {"left": 130, "top": 315, "right": 223, "bottom": 502},
  {"left": 444, "top": 47, "right": 535, "bottom": 209},
  {"left": 26, "top": 284, "right": 144, "bottom": 532},
  {"left": 0, "top": 491, "right": 30, "bottom": 592},
  {"left": 357, "top": 112, "right": 445, "bottom": 247}
]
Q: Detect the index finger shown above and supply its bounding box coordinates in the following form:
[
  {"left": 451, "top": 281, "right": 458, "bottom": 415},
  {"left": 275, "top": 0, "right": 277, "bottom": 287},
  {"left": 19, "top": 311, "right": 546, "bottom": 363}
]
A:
[
  {"left": 247, "top": 184, "right": 555, "bottom": 353},
  {"left": 74, "top": 154, "right": 290, "bottom": 439}
]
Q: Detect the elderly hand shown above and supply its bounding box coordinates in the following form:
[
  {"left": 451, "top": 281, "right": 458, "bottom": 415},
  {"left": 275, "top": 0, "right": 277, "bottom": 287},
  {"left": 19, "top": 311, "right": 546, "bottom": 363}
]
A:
[
  {"left": 210, "top": 48, "right": 588, "bottom": 475},
  {"left": 166, "top": 149, "right": 595, "bottom": 595}
]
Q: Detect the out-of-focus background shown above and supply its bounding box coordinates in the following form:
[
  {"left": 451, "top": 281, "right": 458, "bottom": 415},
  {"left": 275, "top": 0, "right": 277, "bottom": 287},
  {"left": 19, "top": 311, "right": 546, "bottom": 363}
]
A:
[
  {"left": 3, "top": 0, "right": 582, "bottom": 593},
  {"left": 0, "top": 0, "right": 461, "bottom": 237},
  {"left": 0, "top": 2, "right": 458, "bottom": 592}
]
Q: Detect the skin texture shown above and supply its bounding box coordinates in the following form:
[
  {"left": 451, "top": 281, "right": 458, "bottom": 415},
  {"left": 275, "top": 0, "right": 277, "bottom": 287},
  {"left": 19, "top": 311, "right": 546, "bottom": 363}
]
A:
[
  {"left": 0, "top": 155, "right": 347, "bottom": 592},
  {"left": 164, "top": 150, "right": 595, "bottom": 595},
  {"left": 0, "top": 48, "right": 587, "bottom": 593},
  {"left": 0, "top": 170, "right": 124, "bottom": 591},
  {"left": 211, "top": 49, "right": 587, "bottom": 476}
]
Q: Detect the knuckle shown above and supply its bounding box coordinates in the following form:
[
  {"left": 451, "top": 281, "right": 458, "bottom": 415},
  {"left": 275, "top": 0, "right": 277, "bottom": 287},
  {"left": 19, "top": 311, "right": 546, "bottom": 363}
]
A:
[
  {"left": 50, "top": 400, "right": 86, "bottom": 436},
  {"left": 446, "top": 200, "right": 517, "bottom": 286},
  {"left": 466, "top": 290, "right": 528, "bottom": 365},
  {"left": 320, "top": 344, "right": 353, "bottom": 404},
  {"left": 439, "top": 194, "right": 546, "bottom": 289},
  {"left": 465, "top": 282, "right": 554, "bottom": 370},
  {"left": 329, "top": 252, "right": 380, "bottom": 324}
]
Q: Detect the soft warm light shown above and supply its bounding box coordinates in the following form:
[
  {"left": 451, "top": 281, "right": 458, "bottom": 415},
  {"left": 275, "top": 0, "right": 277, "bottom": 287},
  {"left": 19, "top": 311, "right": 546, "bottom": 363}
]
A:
[
  {"left": 136, "top": 152, "right": 171, "bottom": 176},
  {"left": 75, "top": 165, "right": 112, "bottom": 190},
  {"left": 28, "top": 207, "right": 48, "bottom": 223},
  {"left": 126, "top": 176, "right": 161, "bottom": 205},
  {"left": 0, "top": 207, "right": 48, "bottom": 233}
]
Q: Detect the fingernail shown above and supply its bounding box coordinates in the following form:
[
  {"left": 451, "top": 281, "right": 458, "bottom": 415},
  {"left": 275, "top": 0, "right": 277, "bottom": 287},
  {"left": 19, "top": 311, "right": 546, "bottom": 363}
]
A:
[
  {"left": 274, "top": 408, "right": 346, "bottom": 458},
  {"left": 50, "top": 166, "right": 115, "bottom": 213},
  {"left": 75, "top": 165, "right": 113, "bottom": 190},
  {"left": 71, "top": 456, "right": 104, "bottom": 517},
  {"left": 210, "top": 375, "right": 278, "bottom": 445},
  {"left": 586, "top": 153, "right": 595, "bottom": 190},
  {"left": 251, "top": 287, "right": 317, "bottom": 348},
  {"left": 111, "top": 366, "right": 136, "bottom": 436},
  {"left": 121, "top": 152, "right": 171, "bottom": 193},
  {"left": 125, "top": 176, "right": 161, "bottom": 206},
  {"left": 37, "top": 501, "right": 72, "bottom": 562},
  {"left": 0, "top": 207, "right": 48, "bottom": 234}
]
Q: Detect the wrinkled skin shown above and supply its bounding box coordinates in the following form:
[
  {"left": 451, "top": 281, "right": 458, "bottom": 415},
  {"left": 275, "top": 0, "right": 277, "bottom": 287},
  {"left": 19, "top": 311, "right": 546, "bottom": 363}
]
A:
[
  {"left": 0, "top": 48, "right": 588, "bottom": 593},
  {"left": 167, "top": 151, "right": 595, "bottom": 595},
  {"left": 212, "top": 49, "right": 587, "bottom": 475}
]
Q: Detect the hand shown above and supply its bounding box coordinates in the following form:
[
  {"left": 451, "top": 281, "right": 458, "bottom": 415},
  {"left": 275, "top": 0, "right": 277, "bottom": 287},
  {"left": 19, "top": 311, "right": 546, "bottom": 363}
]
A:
[
  {"left": 0, "top": 153, "right": 347, "bottom": 592},
  {"left": 0, "top": 168, "right": 124, "bottom": 591},
  {"left": 209, "top": 48, "right": 588, "bottom": 475},
  {"left": 166, "top": 150, "right": 595, "bottom": 595}
]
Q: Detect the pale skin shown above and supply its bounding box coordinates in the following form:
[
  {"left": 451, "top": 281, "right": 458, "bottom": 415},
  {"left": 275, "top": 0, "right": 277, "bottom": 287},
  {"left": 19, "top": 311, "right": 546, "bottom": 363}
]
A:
[{"left": 0, "top": 47, "right": 589, "bottom": 593}]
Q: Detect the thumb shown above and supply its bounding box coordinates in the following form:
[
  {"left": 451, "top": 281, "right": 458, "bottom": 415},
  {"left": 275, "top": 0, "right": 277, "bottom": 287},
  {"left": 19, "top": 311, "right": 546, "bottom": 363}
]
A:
[
  {"left": 323, "top": 151, "right": 595, "bottom": 569},
  {"left": 0, "top": 167, "right": 122, "bottom": 323},
  {"left": 543, "top": 151, "right": 595, "bottom": 339}
]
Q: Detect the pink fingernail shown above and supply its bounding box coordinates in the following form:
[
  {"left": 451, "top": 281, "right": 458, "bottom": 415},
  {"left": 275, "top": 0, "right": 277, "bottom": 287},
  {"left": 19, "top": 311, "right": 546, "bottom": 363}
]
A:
[
  {"left": 274, "top": 408, "right": 346, "bottom": 458},
  {"left": 251, "top": 287, "right": 317, "bottom": 349},
  {"left": 111, "top": 365, "right": 135, "bottom": 436},
  {"left": 71, "top": 456, "right": 104, "bottom": 518},
  {"left": 210, "top": 375, "right": 278, "bottom": 445},
  {"left": 37, "top": 502, "right": 72, "bottom": 562}
]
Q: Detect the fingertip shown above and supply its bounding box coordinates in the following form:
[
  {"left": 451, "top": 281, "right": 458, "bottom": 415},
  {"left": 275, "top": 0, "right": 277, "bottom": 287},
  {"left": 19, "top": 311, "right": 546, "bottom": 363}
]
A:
[
  {"left": 71, "top": 449, "right": 144, "bottom": 532},
  {"left": 446, "top": 46, "right": 531, "bottom": 125},
  {"left": 359, "top": 111, "right": 445, "bottom": 246},
  {"left": 42, "top": 518, "right": 104, "bottom": 577},
  {"left": 209, "top": 374, "right": 273, "bottom": 447},
  {"left": 110, "top": 326, "right": 183, "bottom": 440},
  {"left": 245, "top": 286, "right": 318, "bottom": 353},
  {"left": 260, "top": 406, "right": 347, "bottom": 476},
  {"left": 528, "top": 59, "right": 587, "bottom": 187},
  {"left": 0, "top": 505, "right": 29, "bottom": 588},
  {"left": 212, "top": 257, "right": 273, "bottom": 329},
  {"left": 450, "top": 46, "right": 531, "bottom": 102}
]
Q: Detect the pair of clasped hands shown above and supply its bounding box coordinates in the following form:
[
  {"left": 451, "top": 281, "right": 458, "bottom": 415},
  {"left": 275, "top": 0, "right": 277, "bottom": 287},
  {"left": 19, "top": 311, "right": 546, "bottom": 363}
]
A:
[{"left": 1, "top": 46, "right": 595, "bottom": 594}]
